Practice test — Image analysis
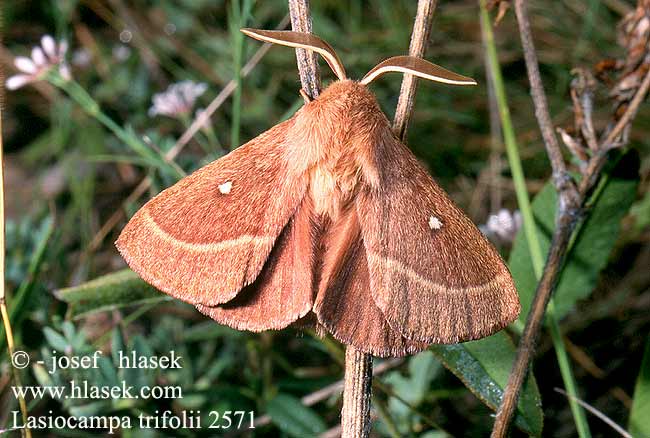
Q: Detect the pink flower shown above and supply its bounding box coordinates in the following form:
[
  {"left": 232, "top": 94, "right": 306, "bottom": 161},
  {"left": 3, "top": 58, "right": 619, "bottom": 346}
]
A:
[
  {"left": 149, "top": 81, "right": 208, "bottom": 118},
  {"left": 480, "top": 209, "right": 523, "bottom": 244},
  {"left": 6, "top": 35, "right": 71, "bottom": 90}
]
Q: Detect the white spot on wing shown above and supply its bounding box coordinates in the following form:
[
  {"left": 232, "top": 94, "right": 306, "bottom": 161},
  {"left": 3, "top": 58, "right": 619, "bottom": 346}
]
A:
[
  {"left": 429, "top": 215, "right": 442, "bottom": 230},
  {"left": 218, "top": 181, "right": 232, "bottom": 194}
]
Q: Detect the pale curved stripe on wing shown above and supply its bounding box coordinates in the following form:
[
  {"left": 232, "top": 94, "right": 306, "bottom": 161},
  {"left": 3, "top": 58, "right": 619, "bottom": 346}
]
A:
[
  {"left": 367, "top": 252, "right": 506, "bottom": 294},
  {"left": 240, "top": 29, "right": 347, "bottom": 81},
  {"left": 360, "top": 62, "right": 477, "bottom": 86},
  {"left": 143, "top": 210, "right": 275, "bottom": 252}
]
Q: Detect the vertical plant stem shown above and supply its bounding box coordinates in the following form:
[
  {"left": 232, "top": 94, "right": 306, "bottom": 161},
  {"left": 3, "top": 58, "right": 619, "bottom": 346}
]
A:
[
  {"left": 286, "top": 2, "right": 375, "bottom": 436},
  {"left": 392, "top": 0, "right": 437, "bottom": 139},
  {"left": 512, "top": 0, "right": 569, "bottom": 191},
  {"left": 492, "top": 219, "right": 575, "bottom": 438},
  {"left": 547, "top": 302, "right": 591, "bottom": 438},
  {"left": 288, "top": 0, "right": 320, "bottom": 99},
  {"left": 481, "top": 1, "right": 591, "bottom": 436},
  {"left": 287, "top": 1, "right": 374, "bottom": 436},
  {"left": 342, "top": 349, "right": 373, "bottom": 438},
  {"left": 0, "top": 110, "right": 31, "bottom": 438}
]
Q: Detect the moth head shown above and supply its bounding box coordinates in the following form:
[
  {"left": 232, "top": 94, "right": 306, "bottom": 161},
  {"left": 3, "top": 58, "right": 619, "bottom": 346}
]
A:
[
  {"left": 360, "top": 56, "right": 477, "bottom": 87},
  {"left": 241, "top": 29, "right": 347, "bottom": 82}
]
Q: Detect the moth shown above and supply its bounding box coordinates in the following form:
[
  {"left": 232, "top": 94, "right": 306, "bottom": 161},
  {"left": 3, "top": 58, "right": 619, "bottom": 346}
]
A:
[{"left": 117, "top": 29, "right": 520, "bottom": 357}]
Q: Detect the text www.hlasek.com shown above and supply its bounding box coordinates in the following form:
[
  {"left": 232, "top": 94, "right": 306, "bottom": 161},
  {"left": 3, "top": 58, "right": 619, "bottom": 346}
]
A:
[
  {"left": 9, "top": 349, "right": 256, "bottom": 433},
  {"left": 11, "top": 380, "right": 255, "bottom": 434},
  {"left": 12, "top": 380, "right": 182, "bottom": 400}
]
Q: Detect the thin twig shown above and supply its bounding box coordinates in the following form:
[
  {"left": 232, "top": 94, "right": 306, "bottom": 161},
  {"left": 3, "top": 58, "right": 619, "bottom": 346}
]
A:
[
  {"left": 341, "top": 348, "right": 373, "bottom": 438},
  {"left": 493, "top": 1, "right": 650, "bottom": 435},
  {"left": 554, "top": 388, "right": 633, "bottom": 438},
  {"left": 578, "top": 67, "right": 650, "bottom": 197},
  {"left": 492, "top": 217, "right": 576, "bottom": 437},
  {"left": 286, "top": 3, "right": 373, "bottom": 436},
  {"left": 491, "top": 0, "right": 586, "bottom": 434},
  {"left": 288, "top": 0, "right": 320, "bottom": 99},
  {"left": 392, "top": 0, "right": 438, "bottom": 140},
  {"left": 511, "top": 0, "right": 574, "bottom": 201},
  {"left": 601, "top": 67, "right": 650, "bottom": 148},
  {"left": 285, "top": 2, "right": 376, "bottom": 436},
  {"left": 324, "top": 1, "right": 440, "bottom": 436}
]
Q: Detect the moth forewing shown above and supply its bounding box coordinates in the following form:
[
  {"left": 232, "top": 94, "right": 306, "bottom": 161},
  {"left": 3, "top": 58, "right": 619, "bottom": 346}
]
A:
[
  {"left": 356, "top": 137, "right": 520, "bottom": 344},
  {"left": 115, "top": 118, "right": 309, "bottom": 309}
]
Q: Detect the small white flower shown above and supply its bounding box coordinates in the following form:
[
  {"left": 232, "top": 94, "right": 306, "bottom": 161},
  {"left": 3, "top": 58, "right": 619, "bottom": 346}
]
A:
[
  {"left": 164, "top": 23, "right": 177, "bottom": 36},
  {"left": 480, "top": 209, "right": 522, "bottom": 244},
  {"left": 6, "top": 34, "right": 70, "bottom": 90},
  {"left": 148, "top": 80, "right": 208, "bottom": 118}
]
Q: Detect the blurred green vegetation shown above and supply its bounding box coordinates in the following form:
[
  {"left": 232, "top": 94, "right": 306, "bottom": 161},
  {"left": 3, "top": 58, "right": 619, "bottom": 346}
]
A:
[{"left": 1, "top": 0, "right": 649, "bottom": 437}]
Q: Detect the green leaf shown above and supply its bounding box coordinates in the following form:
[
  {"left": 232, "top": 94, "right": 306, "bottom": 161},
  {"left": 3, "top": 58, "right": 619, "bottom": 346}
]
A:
[
  {"left": 629, "top": 336, "right": 650, "bottom": 437},
  {"left": 123, "top": 335, "right": 156, "bottom": 390},
  {"left": 55, "top": 269, "right": 169, "bottom": 318},
  {"left": 266, "top": 393, "right": 326, "bottom": 437},
  {"left": 630, "top": 184, "right": 650, "bottom": 233},
  {"left": 509, "top": 152, "right": 639, "bottom": 322},
  {"left": 383, "top": 352, "right": 442, "bottom": 434},
  {"left": 430, "top": 332, "right": 543, "bottom": 436},
  {"left": 44, "top": 327, "right": 70, "bottom": 352},
  {"left": 385, "top": 351, "right": 441, "bottom": 423},
  {"left": 0, "top": 216, "right": 54, "bottom": 354},
  {"left": 33, "top": 363, "right": 54, "bottom": 387}
]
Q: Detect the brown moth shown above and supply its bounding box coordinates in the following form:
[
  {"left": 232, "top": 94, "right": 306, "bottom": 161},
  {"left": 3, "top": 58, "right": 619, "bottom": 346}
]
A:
[{"left": 116, "top": 29, "right": 521, "bottom": 357}]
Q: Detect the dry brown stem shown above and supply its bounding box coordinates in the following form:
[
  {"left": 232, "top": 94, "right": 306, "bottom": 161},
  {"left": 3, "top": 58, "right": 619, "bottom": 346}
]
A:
[
  {"left": 287, "top": 1, "right": 439, "bottom": 436},
  {"left": 226, "top": 359, "right": 403, "bottom": 435},
  {"left": 289, "top": 0, "right": 320, "bottom": 99},
  {"left": 393, "top": 0, "right": 438, "bottom": 140},
  {"left": 341, "top": 348, "right": 373, "bottom": 438},
  {"left": 286, "top": 2, "right": 373, "bottom": 436},
  {"left": 492, "top": 0, "right": 650, "bottom": 435}
]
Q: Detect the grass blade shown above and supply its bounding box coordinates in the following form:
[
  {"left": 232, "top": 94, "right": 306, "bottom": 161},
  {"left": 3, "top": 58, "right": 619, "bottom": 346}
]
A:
[{"left": 479, "top": 1, "right": 591, "bottom": 435}]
